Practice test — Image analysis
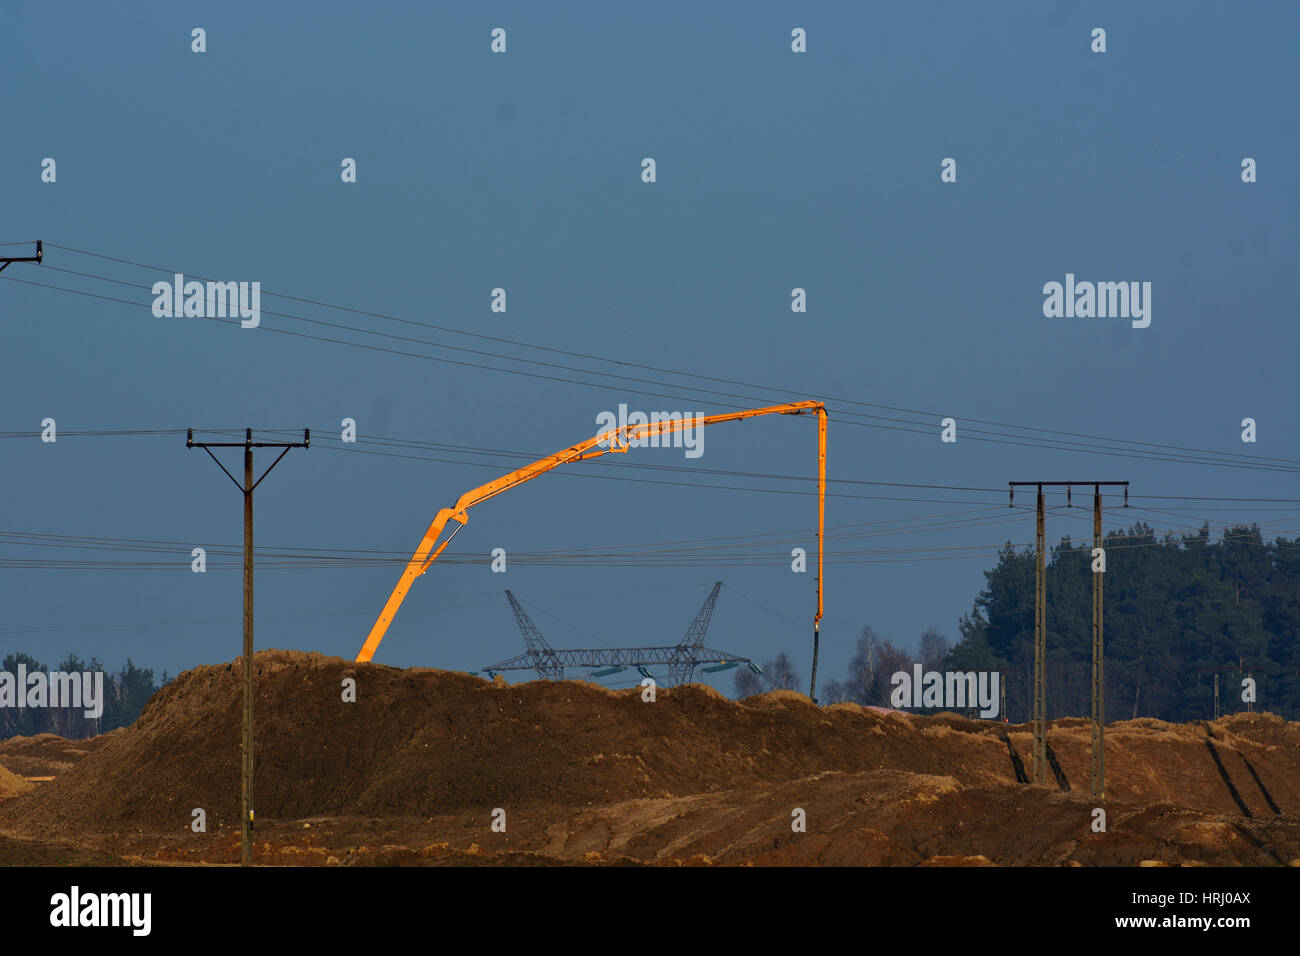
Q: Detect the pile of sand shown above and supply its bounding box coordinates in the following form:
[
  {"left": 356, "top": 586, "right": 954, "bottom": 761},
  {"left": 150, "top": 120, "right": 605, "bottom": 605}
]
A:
[
  {"left": 0, "top": 764, "right": 32, "bottom": 799},
  {"left": 1, "top": 650, "right": 1296, "bottom": 866},
  {"left": 0, "top": 732, "right": 113, "bottom": 778}
]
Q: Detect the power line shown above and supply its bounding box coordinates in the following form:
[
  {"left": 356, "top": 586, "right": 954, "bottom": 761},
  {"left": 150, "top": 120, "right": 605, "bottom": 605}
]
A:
[
  {"left": 6, "top": 420, "right": 1299, "bottom": 511},
  {"left": 9, "top": 247, "right": 1300, "bottom": 474},
  {"left": 37, "top": 243, "right": 1300, "bottom": 467}
]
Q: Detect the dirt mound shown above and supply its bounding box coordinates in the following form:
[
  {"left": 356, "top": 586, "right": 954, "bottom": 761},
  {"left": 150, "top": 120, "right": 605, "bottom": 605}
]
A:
[
  {"left": 1215, "top": 712, "right": 1299, "bottom": 750},
  {"left": 0, "top": 650, "right": 1055, "bottom": 836},
  {"left": 0, "top": 732, "right": 114, "bottom": 778},
  {"left": 0, "top": 764, "right": 32, "bottom": 799},
  {"left": 743, "top": 689, "right": 815, "bottom": 708},
  {"left": 2, "top": 650, "right": 1297, "bottom": 866}
]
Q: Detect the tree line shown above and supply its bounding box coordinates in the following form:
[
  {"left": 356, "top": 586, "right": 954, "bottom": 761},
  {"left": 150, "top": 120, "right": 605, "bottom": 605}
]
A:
[
  {"left": 946, "top": 523, "right": 1298, "bottom": 722},
  {"left": 0, "top": 652, "right": 169, "bottom": 740},
  {"left": 739, "top": 522, "right": 1299, "bottom": 723}
]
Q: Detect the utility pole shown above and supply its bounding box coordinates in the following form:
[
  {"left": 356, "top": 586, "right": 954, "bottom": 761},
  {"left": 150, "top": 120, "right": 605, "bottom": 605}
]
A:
[
  {"left": 187, "top": 427, "right": 309, "bottom": 867},
  {"left": 1090, "top": 488, "right": 1106, "bottom": 799},
  {"left": 1009, "top": 481, "right": 1128, "bottom": 795},
  {"left": 1034, "top": 487, "right": 1045, "bottom": 785},
  {"left": 0, "top": 240, "right": 42, "bottom": 273},
  {"left": 1197, "top": 661, "right": 1262, "bottom": 720}
]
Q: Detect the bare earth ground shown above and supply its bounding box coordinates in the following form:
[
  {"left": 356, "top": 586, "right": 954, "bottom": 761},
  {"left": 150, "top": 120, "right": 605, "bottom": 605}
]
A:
[{"left": 1, "top": 650, "right": 1296, "bottom": 866}]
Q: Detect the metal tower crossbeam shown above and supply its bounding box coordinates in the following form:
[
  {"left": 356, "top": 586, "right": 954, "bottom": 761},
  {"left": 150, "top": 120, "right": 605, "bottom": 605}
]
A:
[
  {"left": 484, "top": 644, "right": 748, "bottom": 674},
  {"left": 486, "top": 584, "right": 744, "bottom": 684}
]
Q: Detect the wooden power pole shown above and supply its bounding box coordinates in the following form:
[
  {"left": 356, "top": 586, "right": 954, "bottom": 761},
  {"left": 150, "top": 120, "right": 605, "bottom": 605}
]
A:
[
  {"left": 1010, "top": 481, "right": 1128, "bottom": 796},
  {"left": 1034, "top": 487, "right": 1046, "bottom": 785},
  {"left": 1197, "top": 661, "right": 1263, "bottom": 720},
  {"left": 1090, "top": 488, "right": 1105, "bottom": 799},
  {"left": 188, "top": 427, "right": 309, "bottom": 866}
]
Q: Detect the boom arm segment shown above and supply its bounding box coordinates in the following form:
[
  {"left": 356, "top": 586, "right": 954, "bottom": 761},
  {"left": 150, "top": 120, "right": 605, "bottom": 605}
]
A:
[
  {"left": 356, "top": 400, "right": 827, "bottom": 663},
  {"left": 810, "top": 403, "right": 826, "bottom": 700}
]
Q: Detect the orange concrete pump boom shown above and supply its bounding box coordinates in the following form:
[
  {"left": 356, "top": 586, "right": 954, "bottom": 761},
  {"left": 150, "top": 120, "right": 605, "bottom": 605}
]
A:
[{"left": 356, "top": 401, "right": 827, "bottom": 695}]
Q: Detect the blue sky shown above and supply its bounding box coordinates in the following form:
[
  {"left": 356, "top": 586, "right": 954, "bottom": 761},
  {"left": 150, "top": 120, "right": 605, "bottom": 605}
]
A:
[{"left": 2, "top": 1, "right": 1297, "bottom": 693}]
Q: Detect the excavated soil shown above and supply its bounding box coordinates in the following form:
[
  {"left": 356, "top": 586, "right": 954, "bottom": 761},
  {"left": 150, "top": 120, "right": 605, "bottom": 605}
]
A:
[
  {"left": 0, "top": 650, "right": 1296, "bottom": 866},
  {"left": 0, "top": 764, "right": 32, "bottom": 799},
  {"left": 0, "top": 731, "right": 116, "bottom": 778}
]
